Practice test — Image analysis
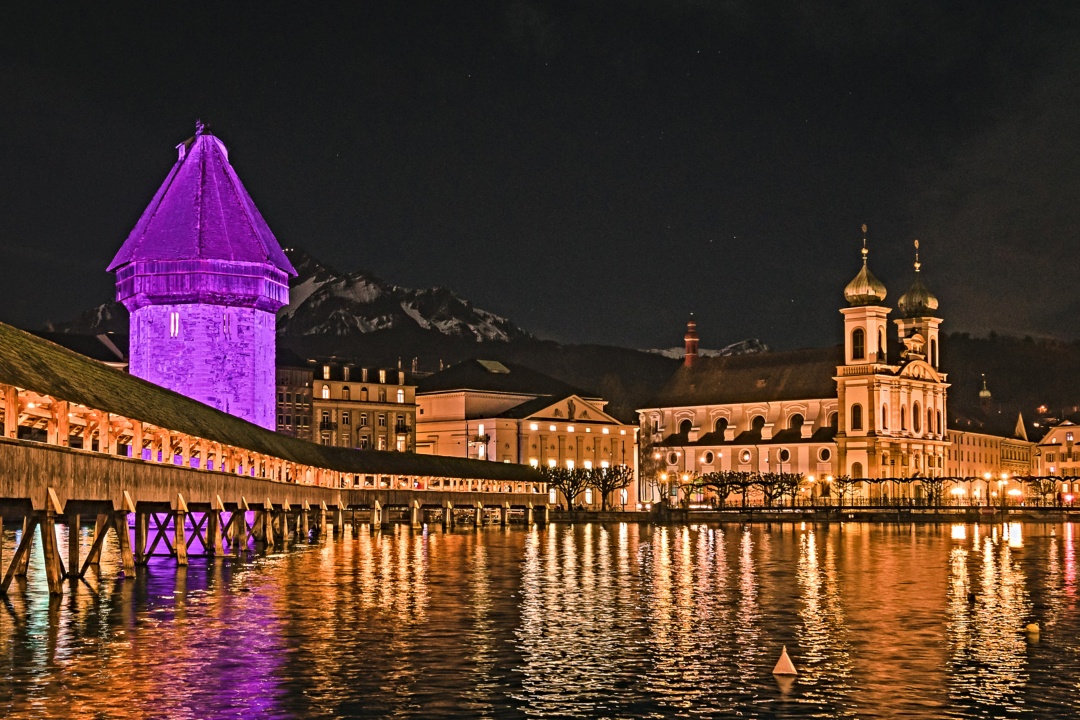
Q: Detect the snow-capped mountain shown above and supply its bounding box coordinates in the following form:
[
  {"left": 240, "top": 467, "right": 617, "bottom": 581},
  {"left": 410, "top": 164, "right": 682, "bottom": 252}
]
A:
[
  {"left": 55, "top": 248, "right": 529, "bottom": 343},
  {"left": 277, "top": 249, "right": 529, "bottom": 342},
  {"left": 645, "top": 338, "right": 769, "bottom": 359}
]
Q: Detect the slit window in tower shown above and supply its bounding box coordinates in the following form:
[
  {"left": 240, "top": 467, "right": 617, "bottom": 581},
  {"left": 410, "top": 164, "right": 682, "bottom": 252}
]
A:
[
  {"left": 169, "top": 311, "right": 180, "bottom": 338},
  {"left": 852, "top": 328, "right": 866, "bottom": 360}
]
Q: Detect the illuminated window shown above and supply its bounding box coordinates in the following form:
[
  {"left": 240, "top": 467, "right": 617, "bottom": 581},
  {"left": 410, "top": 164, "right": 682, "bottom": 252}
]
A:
[
  {"left": 584, "top": 460, "right": 592, "bottom": 469},
  {"left": 530, "top": 423, "right": 538, "bottom": 431},
  {"left": 567, "top": 425, "right": 575, "bottom": 433},
  {"left": 529, "top": 458, "right": 539, "bottom": 468},
  {"left": 379, "top": 369, "right": 387, "bottom": 383},
  {"left": 343, "top": 367, "right": 350, "bottom": 381},
  {"left": 322, "top": 365, "right": 330, "bottom": 380},
  {"left": 739, "top": 449, "right": 752, "bottom": 464},
  {"left": 620, "top": 430, "right": 626, "bottom": 435},
  {"left": 169, "top": 311, "right": 180, "bottom": 338},
  {"left": 566, "top": 460, "right": 575, "bottom": 469},
  {"left": 397, "top": 389, "right": 405, "bottom": 404},
  {"left": 549, "top": 488, "right": 557, "bottom": 503},
  {"left": 396, "top": 436, "right": 405, "bottom": 452},
  {"left": 222, "top": 311, "right": 230, "bottom": 336},
  {"left": 548, "top": 459, "right": 556, "bottom": 468},
  {"left": 549, "top": 425, "right": 557, "bottom": 432},
  {"left": 602, "top": 428, "right": 609, "bottom": 434},
  {"left": 321, "top": 385, "right": 330, "bottom": 400},
  {"left": 584, "top": 489, "right": 593, "bottom": 504}
]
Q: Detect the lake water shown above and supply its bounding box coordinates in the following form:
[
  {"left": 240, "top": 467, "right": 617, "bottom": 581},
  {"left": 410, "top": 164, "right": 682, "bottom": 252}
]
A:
[{"left": 2, "top": 521, "right": 1079, "bottom": 718}]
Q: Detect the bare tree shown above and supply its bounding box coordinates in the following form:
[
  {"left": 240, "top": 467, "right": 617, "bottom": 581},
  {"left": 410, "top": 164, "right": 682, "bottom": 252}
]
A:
[
  {"left": 540, "top": 467, "right": 590, "bottom": 509},
  {"left": 587, "top": 464, "right": 634, "bottom": 511}
]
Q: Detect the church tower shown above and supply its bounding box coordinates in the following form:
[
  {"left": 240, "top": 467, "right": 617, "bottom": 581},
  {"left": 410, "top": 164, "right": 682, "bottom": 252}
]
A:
[
  {"left": 835, "top": 225, "right": 890, "bottom": 479},
  {"left": 895, "top": 240, "right": 942, "bottom": 369},
  {"left": 109, "top": 122, "right": 296, "bottom": 429}
]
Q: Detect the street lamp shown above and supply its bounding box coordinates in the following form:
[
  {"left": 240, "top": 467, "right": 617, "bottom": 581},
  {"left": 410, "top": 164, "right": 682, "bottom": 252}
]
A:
[
  {"left": 983, "top": 472, "right": 992, "bottom": 508},
  {"left": 999, "top": 472, "right": 1010, "bottom": 514}
]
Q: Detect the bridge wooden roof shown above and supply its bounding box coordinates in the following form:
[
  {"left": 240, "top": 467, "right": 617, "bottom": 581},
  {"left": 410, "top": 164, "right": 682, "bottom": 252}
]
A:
[{"left": 0, "top": 321, "right": 540, "bottom": 483}]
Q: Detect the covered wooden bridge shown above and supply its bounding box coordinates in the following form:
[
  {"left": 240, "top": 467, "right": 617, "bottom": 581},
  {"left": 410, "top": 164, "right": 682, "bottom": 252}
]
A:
[{"left": 0, "top": 322, "right": 547, "bottom": 597}]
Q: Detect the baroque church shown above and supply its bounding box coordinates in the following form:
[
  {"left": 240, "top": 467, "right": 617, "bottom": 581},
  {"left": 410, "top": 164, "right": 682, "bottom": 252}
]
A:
[{"left": 639, "top": 229, "right": 949, "bottom": 501}]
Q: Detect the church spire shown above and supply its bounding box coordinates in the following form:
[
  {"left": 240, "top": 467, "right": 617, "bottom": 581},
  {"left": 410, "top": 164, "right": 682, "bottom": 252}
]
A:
[
  {"left": 898, "top": 238, "right": 939, "bottom": 317},
  {"left": 843, "top": 224, "right": 887, "bottom": 306}
]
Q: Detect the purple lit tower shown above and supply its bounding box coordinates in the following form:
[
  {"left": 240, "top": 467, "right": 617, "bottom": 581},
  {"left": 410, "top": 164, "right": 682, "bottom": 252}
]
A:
[{"left": 109, "top": 122, "right": 296, "bottom": 429}]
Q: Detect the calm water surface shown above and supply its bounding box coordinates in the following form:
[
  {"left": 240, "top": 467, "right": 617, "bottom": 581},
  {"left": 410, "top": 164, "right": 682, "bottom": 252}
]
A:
[{"left": 2, "top": 521, "right": 1080, "bottom": 719}]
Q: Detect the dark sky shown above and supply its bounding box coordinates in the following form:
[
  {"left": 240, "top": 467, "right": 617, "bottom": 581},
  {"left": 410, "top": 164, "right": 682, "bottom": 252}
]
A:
[{"left": 2, "top": 2, "right": 1079, "bottom": 350}]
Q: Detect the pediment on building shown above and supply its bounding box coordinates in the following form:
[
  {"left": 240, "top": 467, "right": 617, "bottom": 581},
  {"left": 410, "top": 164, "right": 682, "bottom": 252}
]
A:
[
  {"left": 506, "top": 394, "right": 621, "bottom": 425},
  {"left": 897, "top": 359, "right": 943, "bottom": 383}
]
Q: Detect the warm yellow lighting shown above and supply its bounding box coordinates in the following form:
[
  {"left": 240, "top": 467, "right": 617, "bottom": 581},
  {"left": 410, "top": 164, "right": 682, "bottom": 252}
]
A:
[
  {"left": 825, "top": 475, "right": 833, "bottom": 483},
  {"left": 602, "top": 428, "right": 609, "bottom": 434},
  {"left": 984, "top": 472, "right": 992, "bottom": 481},
  {"left": 548, "top": 459, "right": 556, "bottom": 468},
  {"left": 529, "top": 458, "right": 538, "bottom": 468},
  {"left": 567, "top": 425, "right": 574, "bottom": 432},
  {"left": 1008, "top": 488, "right": 1022, "bottom": 497},
  {"left": 807, "top": 475, "right": 816, "bottom": 483},
  {"left": 660, "top": 472, "right": 668, "bottom": 480},
  {"left": 620, "top": 430, "right": 626, "bottom": 435},
  {"left": 1001, "top": 472, "right": 1010, "bottom": 480},
  {"left": 549, "top": 425, "right": 557, "bottom": 432},
  {"left": 951, "top": 487, "right": 966, "bottom": 496},
  {"left": 530, "top": 423, "right": 538, "bottom": 431},
  {"left": 681, "top": 473, "right": 689, "bottom": 482},
  {"left": 951, "top": 524, "right": 966, "bottom": 540}
]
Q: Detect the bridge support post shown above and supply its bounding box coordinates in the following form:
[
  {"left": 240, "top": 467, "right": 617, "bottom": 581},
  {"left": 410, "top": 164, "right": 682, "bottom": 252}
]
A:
[
  {"left": 66, "top": 513, "right": 80, "bottom": 579},
  {"left": 1, "top": 516, "right": 38, "bottom": 595},
  {"left": 410, "top": 501, "right": 421, "bottom": 529},
  {"left": 371, "top": 501, "right": 381, "bottom": 532},
  {"left": 443, "top": 501, "right": 454, "bottom": 530},
  {"left": 40, "top": 511, "right": 65, "bottom": 596},
  {"left": 318, "top": 503, "right": 327, "bottom": 541},
  {"left": 502, "top": 502, "right": 510, "bottom": 527},
  {"left": 334, "top": 507, "right": 344, "bottom": 537},
  {"left": 135, "top": 511, "right": 149, "bottom": 565},
  {"left": 476, "top": 502, "right": 485, "bottom": 529},
  {"left": 78, "top": 513, "right": 109, "bottom": 578},
  {"left": 175, "top": 496, "right": 189, "bottom": 566},
  {"left": 526, "top": 503, "right": 534, "bottom": 525},
  {"left": 262, "top": 501, "right": 275, "bottom": 548},
  {"left": 236, "top": 508, "right": 250, "bottom": 552},
  {"left": 300, "top": 502, "right": 310, "bottom": 542},
  {"left": 380, "top": 505, "right": 392, "bottom": 531},
  {"left": 536, "top": 505, "right": 549, "bottom": 527},
  {"left": 115, "top": 511, "right": 135, "bottom": 575},
  {"left": 206, "top": 512, "right": 220, "bottom": 556}
]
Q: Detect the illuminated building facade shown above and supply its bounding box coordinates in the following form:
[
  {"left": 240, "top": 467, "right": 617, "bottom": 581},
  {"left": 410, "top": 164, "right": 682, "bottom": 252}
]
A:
[
  {"left": 415, "top": 359, "right": 638, "bottom": 507},
  {"left": 640, "top": 232, "right": 952, "bottom": 501},
  {"left": 1034, "top": 421, "right": 1080, "bottom": 483},
  {"left": 109, "top": 123, "right": 295, "bottom": 430},
  {"left": 309, "top": 362, "right": 417, "bottom": 452}
]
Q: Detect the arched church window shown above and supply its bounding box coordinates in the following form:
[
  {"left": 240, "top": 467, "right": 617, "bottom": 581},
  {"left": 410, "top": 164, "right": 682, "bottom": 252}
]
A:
[
  {"left": 913, "top": 402, "right": 922, "bottom": 433},
  {"left": 901, "top": 405, "right": 907, "bottom": 430},
  {"left": 321, "top": 385, "right": 330, "bottom": 400},
  {"left": 852, "top": 328, "right": 866, "bottom": 360},
  {"left": 714, "top": 417, "right": 728, "bottom": 435},
  {"left": 878, "top": 328, "right": 886, "bottom": 361},
  {"left": 788, "top": 414, "right": 804, "bottom": 431},
  {"left": 930, "top": 338, "right": 938, "bottom": 367},
  {"left": 750, "top": 415, "right": 766, "bottom": 433},
  {"left": 882, "top": 405, "right": 889, "bottom": 430},
  {"left": 850, "top": 404, "right": 863, "bottom": 431},
  {"left": 928, "top": 408, "right": 934, "bottom": 434},
  {"left": 679, "top": 419, "right": 692, "bottom": 436},
  {"left": 936, "top": 411, "right": 942, "bottom": 435},
  {"left": 851, "top": 461, "right": 864, "bottom": 478},
  {"left": 828, "top": 412, "right": 838, "bottom": 430}
]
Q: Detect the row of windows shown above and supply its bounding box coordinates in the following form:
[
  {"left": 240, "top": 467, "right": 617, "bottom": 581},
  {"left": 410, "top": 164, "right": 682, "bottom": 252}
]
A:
[
  {"left": 849, "top": 404, "right": 941, "bottom": 435},
  {"left": 659, "top": 413, "right": 833, "bottom": 437},
  {"left": 277, "top": 391, "right": 310, "bottom": 405},
  {"left": 1044, "top": 452, "right": 1080, "bottom": 463},
  {"left": 318, "top": 385, "right": 406, "bottom": 403},
  {"left": 851, "top": 328, "right": 938, "bottom": 366},
  {"left": 277, "top": 415, "right": 311, "bottom": 428}
]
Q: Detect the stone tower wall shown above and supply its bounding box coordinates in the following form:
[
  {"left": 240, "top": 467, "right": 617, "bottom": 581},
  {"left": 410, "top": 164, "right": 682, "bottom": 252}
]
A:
[{"left": 130, "top": 303, "right": 277, "bottom": 429}]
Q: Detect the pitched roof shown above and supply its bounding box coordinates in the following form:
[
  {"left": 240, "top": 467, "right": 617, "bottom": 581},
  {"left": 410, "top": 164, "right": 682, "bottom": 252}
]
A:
[
  {"left": 108, "top": 126, "right": 296, "bottom": 276},
  {"left": 416, "top": 359, "right": 589, "bottom": 398},
  {"left": 646, "top": 346, "right": 843, "bottom": 408},
  {"left": 0, "top": 321, "right": 537, "bottom": 482}
]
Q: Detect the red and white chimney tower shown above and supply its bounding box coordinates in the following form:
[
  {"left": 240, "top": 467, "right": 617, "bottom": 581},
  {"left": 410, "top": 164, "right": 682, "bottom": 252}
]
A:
[{"left": 684, "top": 314, "right": 699, "bottom": 368}]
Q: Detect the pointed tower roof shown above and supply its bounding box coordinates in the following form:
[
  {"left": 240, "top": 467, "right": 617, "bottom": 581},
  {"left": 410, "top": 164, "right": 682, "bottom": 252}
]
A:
[
  {"left": 897, "top": 239, "right": 939, "bottom": 317},
  {"left": 108, "top": 122, "right": 295, "bottom": 276},
  {"left": 843, "top": 224, "right": 887, "bottom": 306}
]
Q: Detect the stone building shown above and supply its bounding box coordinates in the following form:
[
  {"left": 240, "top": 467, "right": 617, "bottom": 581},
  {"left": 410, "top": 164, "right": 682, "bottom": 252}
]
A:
[
  {"left": 639, "top": 232, "right": 952, "bottom": 502},
  {"left": 415, "top": 359, "right": 638, "bottom": 507},
  {"left": 275, "top": 349, "right": 314, "bottom": 440},
  {"left": 1033, "top": 421, "right": 1080, "bottom": 488},
  {"left": 108, "top": 123, "right": 295, "bottom": 429}
]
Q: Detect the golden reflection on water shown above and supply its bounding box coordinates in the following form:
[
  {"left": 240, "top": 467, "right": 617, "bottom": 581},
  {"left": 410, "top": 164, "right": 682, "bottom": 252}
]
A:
[{"left": 3, "top": 522, "right": 1080, "bottom": 718}]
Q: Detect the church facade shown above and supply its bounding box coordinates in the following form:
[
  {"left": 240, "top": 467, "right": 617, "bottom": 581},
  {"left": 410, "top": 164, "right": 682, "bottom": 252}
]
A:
[{"left": 639, "top": 232, "right": 950, "bottom": 502}]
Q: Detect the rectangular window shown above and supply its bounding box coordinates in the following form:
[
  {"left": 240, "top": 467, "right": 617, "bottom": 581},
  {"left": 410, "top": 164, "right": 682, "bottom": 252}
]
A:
[
  {"left": 359, "top": 413, "right": 368, "bottom": 427},
  {"left": 342, "top": 413, "right": 351, "bottom": 426},
  {"left": 359, "top": 436, "right": 370, "bottom": 450},
  {"left": 378, "top": 413, "right": 386, "bottom": 427},
  {"left": 343, "top": 367, "right": 350, "bottom": 381},
  {"left": 378, "top": 388, "right": 387, "bottom": 402},
  {"left": 323, "top": 365, "right": 330, "bottom": 380},
  {"left": 169, "top": 311, "right": 180, "bottom": 338}
]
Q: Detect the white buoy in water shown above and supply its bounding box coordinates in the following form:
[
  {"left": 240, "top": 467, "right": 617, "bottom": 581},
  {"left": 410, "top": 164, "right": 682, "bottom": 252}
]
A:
[{"left": 773, "top": 645, "right": 797, "bottom": 676}]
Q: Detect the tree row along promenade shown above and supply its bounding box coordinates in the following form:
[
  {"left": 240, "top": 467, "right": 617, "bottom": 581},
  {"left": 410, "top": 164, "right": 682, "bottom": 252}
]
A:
[{"left": 0, "top": 321, "right": 547, "bottom": 600}]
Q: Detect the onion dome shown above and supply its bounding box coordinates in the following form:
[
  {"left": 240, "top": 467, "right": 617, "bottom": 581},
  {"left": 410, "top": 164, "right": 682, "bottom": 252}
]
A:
[
  {"left": 844, "top": 225, "right": 887, "bottom": 306},
  {"left": 897, "top": 239, "right": 939, "bottom": 317}
]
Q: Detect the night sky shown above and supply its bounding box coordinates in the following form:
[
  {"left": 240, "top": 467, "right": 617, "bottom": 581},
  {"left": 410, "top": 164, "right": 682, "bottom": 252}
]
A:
[{"left": 3, "top": 2, "right": 1078, "bottom": 350}]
